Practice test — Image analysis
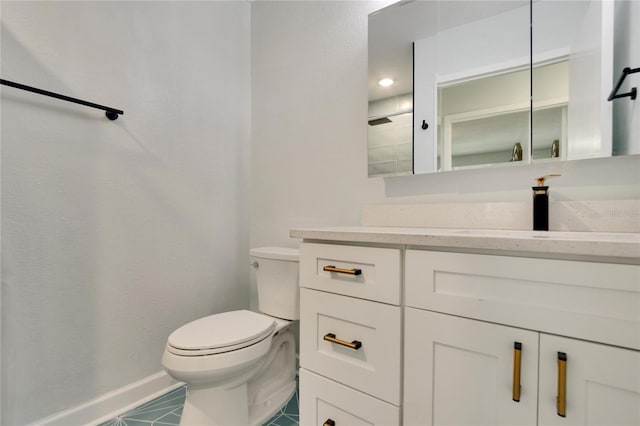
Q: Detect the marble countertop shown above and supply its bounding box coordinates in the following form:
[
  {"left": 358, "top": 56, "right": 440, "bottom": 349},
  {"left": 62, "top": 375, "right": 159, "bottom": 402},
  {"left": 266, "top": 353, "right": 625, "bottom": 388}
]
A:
[{"left": 290, "top": 226, "right": 640, "bottom": 263}]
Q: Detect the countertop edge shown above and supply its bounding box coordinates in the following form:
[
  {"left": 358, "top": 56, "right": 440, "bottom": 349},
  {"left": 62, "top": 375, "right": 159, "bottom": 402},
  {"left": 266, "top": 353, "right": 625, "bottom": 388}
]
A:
[{"left": 289, "top": 227, "right": 640, "bottom": 264}]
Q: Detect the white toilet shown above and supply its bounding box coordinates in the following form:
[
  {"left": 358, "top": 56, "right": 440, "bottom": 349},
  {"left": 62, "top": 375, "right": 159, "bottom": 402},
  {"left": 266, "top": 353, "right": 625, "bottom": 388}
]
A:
[{"left": 162, "top": 247, "right": 299, "bottom": 426}]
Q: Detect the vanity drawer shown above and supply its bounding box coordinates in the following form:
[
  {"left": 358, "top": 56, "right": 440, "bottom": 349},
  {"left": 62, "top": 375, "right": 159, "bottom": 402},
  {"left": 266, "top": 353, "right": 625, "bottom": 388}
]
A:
[
  {"left": 300, "top": 242, "right": 401, "bottom": 304},
  {"left": 299, "top": 369, "right": 400, "bottom": 426},
  {"left": 300, "top": 288, "right": 402, "bottom": 405},
  {"left": 405, "top": 249, "right": 640, "bottom": 350}
]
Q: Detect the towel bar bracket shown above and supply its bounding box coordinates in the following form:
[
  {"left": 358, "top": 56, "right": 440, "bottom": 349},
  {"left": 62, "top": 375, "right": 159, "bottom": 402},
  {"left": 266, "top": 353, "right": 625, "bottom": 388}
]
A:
[{"left": 608, "top": 67, "right": 640, "bottom": 102}]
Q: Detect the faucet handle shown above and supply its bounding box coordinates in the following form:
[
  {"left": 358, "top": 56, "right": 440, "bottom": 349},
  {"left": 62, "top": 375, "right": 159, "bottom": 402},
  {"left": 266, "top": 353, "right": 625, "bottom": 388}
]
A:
[{"left": 535, "top": 174, "right": 561, "bottom": 186}]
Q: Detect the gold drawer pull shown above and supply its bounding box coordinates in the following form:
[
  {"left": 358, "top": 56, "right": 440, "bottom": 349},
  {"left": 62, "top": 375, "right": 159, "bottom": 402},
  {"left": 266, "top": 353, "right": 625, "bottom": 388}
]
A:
[
  {"left": 323, "top": 333, "right": 362, "bottom": 350},
  {"left": 513, "top": 342, "right": 522, "bottom": 402},
  {"left": 557, "top": 352, "right": 567, "bottom": 417},
  {"left": 323, "top": 265, "right": 362, "bottom": 276},
  {"left": 323, "top": 420, "right": 335, "bottom": 426}
]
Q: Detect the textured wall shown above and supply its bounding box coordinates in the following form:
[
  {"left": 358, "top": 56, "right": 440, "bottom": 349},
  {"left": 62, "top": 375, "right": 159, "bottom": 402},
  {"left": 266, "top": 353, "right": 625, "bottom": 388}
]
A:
[
  {"left": 0, "top": 2, "right": 251, "bottom": 424},
  {"left": 250, "top": 0, "right": 387, "bottom": 251}
]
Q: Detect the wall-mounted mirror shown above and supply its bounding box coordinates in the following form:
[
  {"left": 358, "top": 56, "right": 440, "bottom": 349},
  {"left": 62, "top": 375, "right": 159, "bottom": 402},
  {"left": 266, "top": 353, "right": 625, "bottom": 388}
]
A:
[{"left": 368, "top": 0, "right": 640, "bottom": 177}]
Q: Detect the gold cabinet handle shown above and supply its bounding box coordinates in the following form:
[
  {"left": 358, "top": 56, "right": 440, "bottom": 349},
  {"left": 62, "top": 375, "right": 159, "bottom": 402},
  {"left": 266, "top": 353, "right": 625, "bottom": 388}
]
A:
[
  {"left": 513, "top": 342, "right": 522, "bottom": 402},
  {"left": 557, "top": 352, "right": 567, "bottom": 417},
  {"left": 323, "top": 333, "right": 362, "bottom": 350},
  {"left": 323, "top": 265, "right": 362, "bottom": 276},
  {"left": 323, "top": 420, "right": 335, "bottom": 426}
]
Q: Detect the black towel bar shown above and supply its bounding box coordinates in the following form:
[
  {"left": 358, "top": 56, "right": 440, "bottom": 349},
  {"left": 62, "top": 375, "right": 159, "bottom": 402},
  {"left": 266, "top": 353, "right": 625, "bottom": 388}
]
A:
[
  {"left": 608, "top": 67, "right": 640, "bottom": 102},
  {"left": 0, "top": 78, "right": 123, "bottom": 120}
]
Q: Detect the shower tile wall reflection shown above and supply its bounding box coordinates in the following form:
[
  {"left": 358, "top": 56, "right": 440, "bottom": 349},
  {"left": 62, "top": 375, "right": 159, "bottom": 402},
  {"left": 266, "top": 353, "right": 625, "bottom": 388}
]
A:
[
  {"left": 368, "top": 94, "right": 413, "bottom": 177},
  {"left": 368, "top": 112, "right": 413, "bottom": 176}
]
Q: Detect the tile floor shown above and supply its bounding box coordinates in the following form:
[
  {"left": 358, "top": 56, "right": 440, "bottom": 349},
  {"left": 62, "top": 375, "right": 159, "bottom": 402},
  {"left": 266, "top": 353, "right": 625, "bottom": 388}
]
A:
[{"left": 100, "top": 382, "right": 299, "bottom": 426}]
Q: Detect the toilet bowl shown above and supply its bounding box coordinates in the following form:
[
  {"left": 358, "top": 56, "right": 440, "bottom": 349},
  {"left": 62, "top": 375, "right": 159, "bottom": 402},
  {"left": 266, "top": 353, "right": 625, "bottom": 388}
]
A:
[{"left": 161, "top": 247, "right": 299, "bottom": 426}]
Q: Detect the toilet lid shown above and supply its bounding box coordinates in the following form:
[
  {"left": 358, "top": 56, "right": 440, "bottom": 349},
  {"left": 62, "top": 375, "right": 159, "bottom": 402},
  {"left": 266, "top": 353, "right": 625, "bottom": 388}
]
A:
[{"left": 167, "top": 310, "right": 275, "bottom": 353}]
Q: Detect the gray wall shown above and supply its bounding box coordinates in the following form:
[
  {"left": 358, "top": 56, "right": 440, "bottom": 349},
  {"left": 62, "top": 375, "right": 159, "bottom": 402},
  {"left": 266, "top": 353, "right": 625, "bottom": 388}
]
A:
[{"left": 1, "top": 2, "right": 251, "bottom": 424}]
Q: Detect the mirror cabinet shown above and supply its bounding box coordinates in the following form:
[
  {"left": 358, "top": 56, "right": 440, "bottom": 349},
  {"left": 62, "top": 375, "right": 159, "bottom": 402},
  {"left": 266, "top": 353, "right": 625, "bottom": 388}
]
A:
[{"left": 368, "top": 0, "right": 639, "bottom": 177}]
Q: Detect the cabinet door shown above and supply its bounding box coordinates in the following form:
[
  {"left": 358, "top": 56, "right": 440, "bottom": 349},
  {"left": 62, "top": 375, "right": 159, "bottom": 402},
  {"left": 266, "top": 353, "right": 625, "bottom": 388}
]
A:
[
  {"left": 539, "top": 334, "right": 640, "bottom": 426},
  {"left": 404, "top": 308, "right": 539, "bottom": 426},
  {"left": 413, "top": 36, "right": 437, "bottom": 174},
  {"left": 565, "top": 0, "right": 613, "bottom": 159}
]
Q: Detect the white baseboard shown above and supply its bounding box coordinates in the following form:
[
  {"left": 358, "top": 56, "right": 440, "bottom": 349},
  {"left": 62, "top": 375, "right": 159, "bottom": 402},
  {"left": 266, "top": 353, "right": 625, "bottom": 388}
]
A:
[{"left": 29, "top": 371, "right": 183, "bottom": 426}]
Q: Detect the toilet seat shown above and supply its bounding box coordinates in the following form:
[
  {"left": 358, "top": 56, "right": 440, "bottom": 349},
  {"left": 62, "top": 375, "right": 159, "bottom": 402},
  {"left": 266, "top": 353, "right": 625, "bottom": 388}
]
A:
[{"left": 167, "top": 310, "right": 276, "bottom": 357}]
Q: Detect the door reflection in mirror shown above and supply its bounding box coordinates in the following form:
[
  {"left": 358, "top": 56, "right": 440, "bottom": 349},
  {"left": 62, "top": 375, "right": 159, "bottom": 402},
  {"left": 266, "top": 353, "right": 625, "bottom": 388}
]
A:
[{"left": 438, "top": 61, "right": 567, "bottom": 171}]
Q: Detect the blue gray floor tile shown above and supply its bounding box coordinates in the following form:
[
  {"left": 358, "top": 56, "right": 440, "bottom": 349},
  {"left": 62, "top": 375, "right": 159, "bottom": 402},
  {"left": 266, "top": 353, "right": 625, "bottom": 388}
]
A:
[{"left": 100, "top": 380, "right": 298, "bottom": 426}]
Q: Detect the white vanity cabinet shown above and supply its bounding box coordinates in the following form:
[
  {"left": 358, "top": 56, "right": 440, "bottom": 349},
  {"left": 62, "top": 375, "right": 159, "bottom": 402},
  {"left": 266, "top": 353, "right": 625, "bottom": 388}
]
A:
[
  {"left": 299, "top": 242, "right": 402, "bottom": 426},
  {"left": 293, "top": 228, "right": 640, "bottom": 426},
  {"left": 404, "top": 249, "right": 640, "bottom": 426}
]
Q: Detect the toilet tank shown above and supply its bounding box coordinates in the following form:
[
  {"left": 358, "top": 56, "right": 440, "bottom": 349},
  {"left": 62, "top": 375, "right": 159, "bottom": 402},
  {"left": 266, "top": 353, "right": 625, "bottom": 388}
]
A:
[{"left": 250, "top": 247, "right": 299, "bottom": 320}]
